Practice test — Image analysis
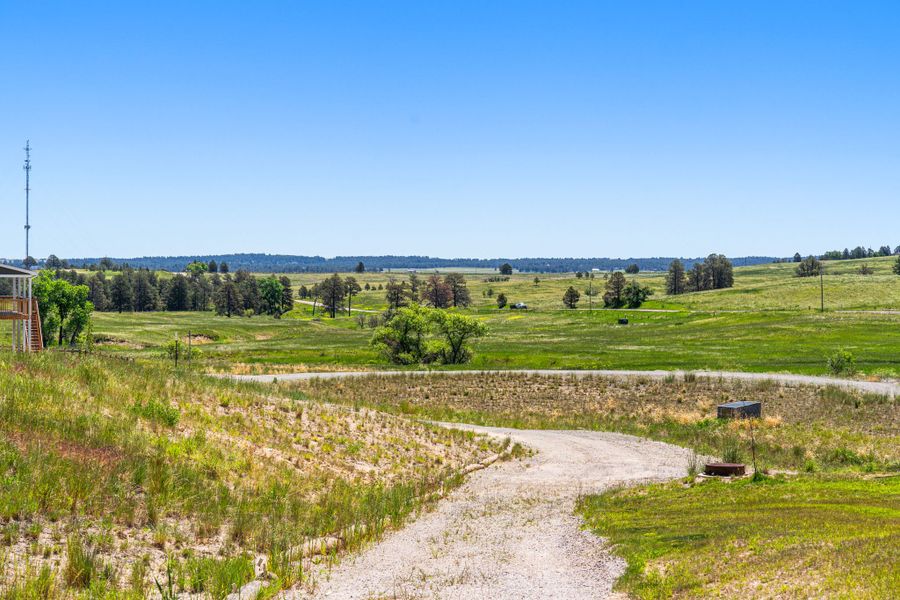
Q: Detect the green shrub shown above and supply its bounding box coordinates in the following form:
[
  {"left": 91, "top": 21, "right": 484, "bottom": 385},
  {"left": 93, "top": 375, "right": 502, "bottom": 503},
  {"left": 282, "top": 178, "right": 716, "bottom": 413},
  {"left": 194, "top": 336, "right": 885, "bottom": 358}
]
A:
[
  {"left": 163, "top": 339, "right": 202, "bottom": 361},
  {"left": 826, "top": 348, "right": 856, "bottom": 376}
]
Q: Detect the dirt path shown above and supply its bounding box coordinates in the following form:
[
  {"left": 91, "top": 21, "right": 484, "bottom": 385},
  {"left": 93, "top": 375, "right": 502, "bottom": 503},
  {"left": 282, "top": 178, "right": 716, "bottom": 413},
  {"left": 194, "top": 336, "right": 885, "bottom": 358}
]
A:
[
  {"left": 234, "top": 368, "right": 899, "bottom": 397},
  {"left": 292, "top": 426, "right": 695, "bottom": 600}
]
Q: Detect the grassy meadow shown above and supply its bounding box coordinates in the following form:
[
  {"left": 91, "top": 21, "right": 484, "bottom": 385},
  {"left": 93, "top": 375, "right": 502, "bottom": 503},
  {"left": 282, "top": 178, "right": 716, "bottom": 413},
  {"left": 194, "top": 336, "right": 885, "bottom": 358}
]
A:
[
  {"left": 577, "top": 475, "right": 899, "bottom": 598},
  {"left": 81, "top": 255, "right": 900, "bottom": 376},
  {"left": 0, "top": 351, "right": 500, "bottom": 598}
]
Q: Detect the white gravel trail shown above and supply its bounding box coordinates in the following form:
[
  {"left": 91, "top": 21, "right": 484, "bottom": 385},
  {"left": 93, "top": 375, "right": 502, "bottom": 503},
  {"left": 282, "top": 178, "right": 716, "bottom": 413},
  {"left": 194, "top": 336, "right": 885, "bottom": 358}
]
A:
[{"left": 292, "top": 425, "right": 695, "bottom": 600}]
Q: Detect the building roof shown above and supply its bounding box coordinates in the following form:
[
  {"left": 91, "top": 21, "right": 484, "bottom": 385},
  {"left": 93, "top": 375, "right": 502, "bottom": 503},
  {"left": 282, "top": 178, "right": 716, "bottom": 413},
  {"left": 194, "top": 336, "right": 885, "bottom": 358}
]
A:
[{"left": 0, "top": 264, "right": 37, "bottom": 277}]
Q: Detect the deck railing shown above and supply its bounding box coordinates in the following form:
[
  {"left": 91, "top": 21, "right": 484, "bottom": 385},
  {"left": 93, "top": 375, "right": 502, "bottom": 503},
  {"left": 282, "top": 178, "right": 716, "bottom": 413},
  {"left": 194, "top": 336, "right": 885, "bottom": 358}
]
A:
[{"left": 0, "top": 296, "right": 30, "bottom": 318}]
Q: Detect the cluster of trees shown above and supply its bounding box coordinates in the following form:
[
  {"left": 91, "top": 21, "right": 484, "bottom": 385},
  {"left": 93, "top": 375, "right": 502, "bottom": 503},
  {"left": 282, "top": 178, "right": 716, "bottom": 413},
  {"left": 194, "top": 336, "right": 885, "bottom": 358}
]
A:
[
  {"left": 27, "top": 271, "right": 94, "bottom": 347},
  {"left": 664, "top": 254, "right": 734, "bottom": 295},
  {"left": 50, "top": 266, "right": 291, "bottom": 317},
  {"left": 371, "top": 304, "right": 486, "bottom": 365},
  {"left": 380, "top": 273, "right": 471, "bottom": 312},
  {"left": 303, "top": 274, "right": 363, "bottom": 318},
  {"left": 818, "top": 246, "right": 898, "bottom": 261},
  {"left": 562, "top": 272, "right": 653, "bottom": 309}
]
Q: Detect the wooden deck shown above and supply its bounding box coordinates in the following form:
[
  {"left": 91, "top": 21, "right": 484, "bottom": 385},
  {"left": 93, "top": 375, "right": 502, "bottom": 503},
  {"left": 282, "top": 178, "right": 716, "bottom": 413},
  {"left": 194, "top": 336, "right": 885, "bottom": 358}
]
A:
[{"left": 0, "top": 297, "right": 29, "bottom": 320}]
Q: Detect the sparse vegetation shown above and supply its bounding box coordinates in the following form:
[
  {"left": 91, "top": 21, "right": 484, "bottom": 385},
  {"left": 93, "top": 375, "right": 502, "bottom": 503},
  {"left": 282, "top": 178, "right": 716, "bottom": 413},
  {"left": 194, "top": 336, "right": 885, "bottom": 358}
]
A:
[
  {"left": 0, "top": 352, "right": 498, "bottom": 596},
  {"left": 286, "top": 373, "right": 899, "bottom": 473}
]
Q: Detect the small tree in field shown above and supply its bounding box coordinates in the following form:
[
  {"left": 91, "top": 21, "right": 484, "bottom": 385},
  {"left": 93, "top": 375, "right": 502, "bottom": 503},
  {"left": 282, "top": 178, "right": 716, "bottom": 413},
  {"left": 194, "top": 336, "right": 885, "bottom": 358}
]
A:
[
  {"left": 666, "top": 259, "right": 686, "bottom": 295},
  {"left": 857, "top": 263, "right": 874, "bottom": 275},
  {"left": 563, "top": 286, "right": 580, "bottom": 309},
  {"left": 623, "top": 279, "right": 653, "bottom": 308},
  {"left": 319, "top": 274, "right": 345, "bottom": 318},
  {"left": 496, "top": 293, "right": 508, "bottom": 309},
  {"left": 344, "top": 276, "right": 362, "bottom": 314},
  {"left": 259, "top": 276, "right": 284, "bottom": 316},
  {"left": 371, "top": 305, "right": 430, "bottom": 364},
  {"left": 624, "top": 263, "right": 640, "bottom": 274},
  {"left": 603, "top": 272, "right": 627, "bottom": 308},
  {"left": 499, "top": 263, "right": 513, "bottom": 275},
  {"left": 430, "top": 310, "right": 487, "bottom": 364},
  {"left": 894, "top": 255, "right": 900, "bottom": 275},
  {"left": 795, "top": 256, "right": 821, "bottom": 278}
]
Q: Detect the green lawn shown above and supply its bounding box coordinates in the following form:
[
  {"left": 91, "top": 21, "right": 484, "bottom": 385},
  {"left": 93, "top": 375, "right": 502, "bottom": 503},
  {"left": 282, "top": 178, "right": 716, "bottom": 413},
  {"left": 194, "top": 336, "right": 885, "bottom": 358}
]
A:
[
  {"left": 577, "top": 475, "right": 900, "bottom": 598},
  {"left": 92, "top": 305, "right": 900, "bottom": 376}
]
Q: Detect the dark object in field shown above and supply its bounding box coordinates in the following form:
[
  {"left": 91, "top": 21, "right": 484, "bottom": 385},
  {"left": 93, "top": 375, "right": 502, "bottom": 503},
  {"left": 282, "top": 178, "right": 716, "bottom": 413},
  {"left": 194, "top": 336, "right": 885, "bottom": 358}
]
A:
[
  {"left": 704, "top": 463, "right": 746, "bottom": 476},
  {"left": 717, "top": 401, "right": 761, "bottom": 419},
  {"left": 510, "top": 303, "right": 528, "bottom": 310},
  {"left": 617, "top": 318, "right": 629, "bottom": 325}
]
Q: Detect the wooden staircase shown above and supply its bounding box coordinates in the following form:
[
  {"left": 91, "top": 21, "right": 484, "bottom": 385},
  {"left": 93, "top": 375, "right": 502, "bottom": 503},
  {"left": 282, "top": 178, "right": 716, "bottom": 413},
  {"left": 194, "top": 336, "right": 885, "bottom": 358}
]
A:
[{"left": 29, "top": 299, "right": 43, "bottom": 351}]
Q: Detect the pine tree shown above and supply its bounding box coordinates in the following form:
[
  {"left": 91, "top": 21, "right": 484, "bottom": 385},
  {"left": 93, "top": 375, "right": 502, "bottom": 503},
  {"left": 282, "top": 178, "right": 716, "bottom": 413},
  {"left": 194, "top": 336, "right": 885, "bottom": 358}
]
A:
[{"left": 665, "top": 260, "right": 686, "bottom": 295}]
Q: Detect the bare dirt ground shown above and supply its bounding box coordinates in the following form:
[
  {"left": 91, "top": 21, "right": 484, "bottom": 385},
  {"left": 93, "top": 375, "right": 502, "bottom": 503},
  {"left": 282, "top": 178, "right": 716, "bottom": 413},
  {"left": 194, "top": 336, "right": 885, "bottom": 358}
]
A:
[{"left": 290, "top": 425, "right": 696, "bottom": 600}]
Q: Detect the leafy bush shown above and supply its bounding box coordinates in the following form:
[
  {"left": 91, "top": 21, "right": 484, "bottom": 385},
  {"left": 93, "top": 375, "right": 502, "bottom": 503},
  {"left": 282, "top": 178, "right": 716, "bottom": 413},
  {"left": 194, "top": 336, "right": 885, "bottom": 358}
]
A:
[
  {"left": 163, "top": 339, "right": 202, "bottom": 361},
  {"left": 371, "top": 304, "right": 486, "bottom": 365},
  {"left": 827, "top": 348, "right": 856, "bottom": 376}
]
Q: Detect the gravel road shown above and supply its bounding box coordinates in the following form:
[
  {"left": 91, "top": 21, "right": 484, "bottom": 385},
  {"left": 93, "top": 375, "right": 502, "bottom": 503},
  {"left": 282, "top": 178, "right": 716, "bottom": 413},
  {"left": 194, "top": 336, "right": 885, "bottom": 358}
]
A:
[
  {"left": 233, "top": 368, "right": 899, "bottom": 397},
  {"left": 292, "top": 425, "right": 695, "bottom": 600}
]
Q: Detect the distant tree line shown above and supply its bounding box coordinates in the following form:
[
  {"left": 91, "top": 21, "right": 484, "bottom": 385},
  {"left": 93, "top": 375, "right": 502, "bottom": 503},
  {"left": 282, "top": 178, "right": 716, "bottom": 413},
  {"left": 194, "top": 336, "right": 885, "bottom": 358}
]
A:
[
  {"left": 9, "top": 253, "right": 778, "bottom": 274},
  {"left": 783, "top": 245, "right": 899, "bottom": 263},
  {"left": 51, "top": 265, "right": 291, "bottom": 317}
]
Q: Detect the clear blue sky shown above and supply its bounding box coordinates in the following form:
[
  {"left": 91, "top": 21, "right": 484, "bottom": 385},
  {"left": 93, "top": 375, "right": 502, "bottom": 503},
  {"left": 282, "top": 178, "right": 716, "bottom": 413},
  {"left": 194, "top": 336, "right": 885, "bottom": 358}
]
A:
[{"left": 2, "top": 1, "right": 899, "bottom": 260}]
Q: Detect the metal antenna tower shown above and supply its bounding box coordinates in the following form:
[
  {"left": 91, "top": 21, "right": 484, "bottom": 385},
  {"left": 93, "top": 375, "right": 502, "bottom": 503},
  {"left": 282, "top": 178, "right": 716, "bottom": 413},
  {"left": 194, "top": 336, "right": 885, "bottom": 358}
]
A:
[{"left": 23, "top": 140, "right": 32, "bottom": 261}]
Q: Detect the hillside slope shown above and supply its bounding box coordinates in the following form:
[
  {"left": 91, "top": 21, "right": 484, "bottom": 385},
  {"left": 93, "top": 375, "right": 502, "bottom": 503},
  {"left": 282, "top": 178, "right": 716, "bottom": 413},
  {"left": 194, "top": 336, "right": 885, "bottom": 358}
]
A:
[{"left": 0, "top": 352, "right": 497, "bottom": 598}]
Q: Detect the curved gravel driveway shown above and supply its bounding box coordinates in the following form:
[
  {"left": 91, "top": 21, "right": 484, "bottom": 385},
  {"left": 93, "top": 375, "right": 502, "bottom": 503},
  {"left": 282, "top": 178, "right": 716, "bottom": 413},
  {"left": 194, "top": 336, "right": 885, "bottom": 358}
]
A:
[{"left": 291, "top": 426, "right": 695, "bottom": 600}]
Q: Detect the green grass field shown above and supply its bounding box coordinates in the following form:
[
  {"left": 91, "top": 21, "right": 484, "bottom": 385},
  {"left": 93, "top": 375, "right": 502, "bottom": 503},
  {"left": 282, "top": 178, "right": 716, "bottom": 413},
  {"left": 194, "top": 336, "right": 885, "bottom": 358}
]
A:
[
  {"left": 577, "top": 475, "right": 899, "bottom": 598},
  {"left": 277, "top": 255, "right": 900, "bottom": 312},
  {"left": 79, "top": 255, "right": 900, "bottom": 376}
]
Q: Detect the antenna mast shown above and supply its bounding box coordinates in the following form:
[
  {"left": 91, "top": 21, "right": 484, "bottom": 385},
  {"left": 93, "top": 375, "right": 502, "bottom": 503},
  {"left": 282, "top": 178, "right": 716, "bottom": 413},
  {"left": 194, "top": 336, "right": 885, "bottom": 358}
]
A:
[{"left": 23, "top": 141, "right": 32, "bottom": 261}]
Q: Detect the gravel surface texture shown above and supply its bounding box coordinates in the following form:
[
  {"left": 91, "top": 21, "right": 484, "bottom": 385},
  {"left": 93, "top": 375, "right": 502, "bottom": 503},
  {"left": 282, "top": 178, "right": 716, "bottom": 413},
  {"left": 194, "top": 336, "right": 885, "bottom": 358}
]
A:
[{"left": 290, "top": 425, "right": 696, "bottom": 600}]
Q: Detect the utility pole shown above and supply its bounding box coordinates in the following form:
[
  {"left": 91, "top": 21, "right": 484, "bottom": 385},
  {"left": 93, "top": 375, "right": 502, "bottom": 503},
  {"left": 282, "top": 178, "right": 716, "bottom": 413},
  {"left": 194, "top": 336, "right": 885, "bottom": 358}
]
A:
[
  {"left": 820, "top": 268, "right": 825, "bottom": 312},
  {"left": 23, "top": 141, "right": 32, "bottom": 261}
]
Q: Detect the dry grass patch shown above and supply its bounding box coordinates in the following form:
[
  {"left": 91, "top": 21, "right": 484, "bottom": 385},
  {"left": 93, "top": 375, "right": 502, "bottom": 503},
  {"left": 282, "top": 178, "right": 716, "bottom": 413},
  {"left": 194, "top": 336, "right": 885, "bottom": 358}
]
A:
[{"left": 287, "top": 373, "right": 899, "bottom": 472}]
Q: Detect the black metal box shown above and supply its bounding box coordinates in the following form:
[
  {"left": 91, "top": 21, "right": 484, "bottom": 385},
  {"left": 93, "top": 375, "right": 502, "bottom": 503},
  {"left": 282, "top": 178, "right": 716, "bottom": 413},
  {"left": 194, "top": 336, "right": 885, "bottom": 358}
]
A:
[{"left": 717, "top": 401, "right": 761, "bottom": 419}]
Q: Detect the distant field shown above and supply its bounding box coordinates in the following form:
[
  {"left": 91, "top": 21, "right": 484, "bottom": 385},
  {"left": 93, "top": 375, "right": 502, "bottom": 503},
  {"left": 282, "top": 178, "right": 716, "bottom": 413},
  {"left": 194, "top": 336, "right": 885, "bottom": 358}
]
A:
[
  {"left": 83, "top": 256, "right": 900, "bottom": 376},
  {"left": 276, "top": 255, "right": 900, "bottom": 312},
  {"left": 93, "top": 307, "right": 900, "bottom": 376}
]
